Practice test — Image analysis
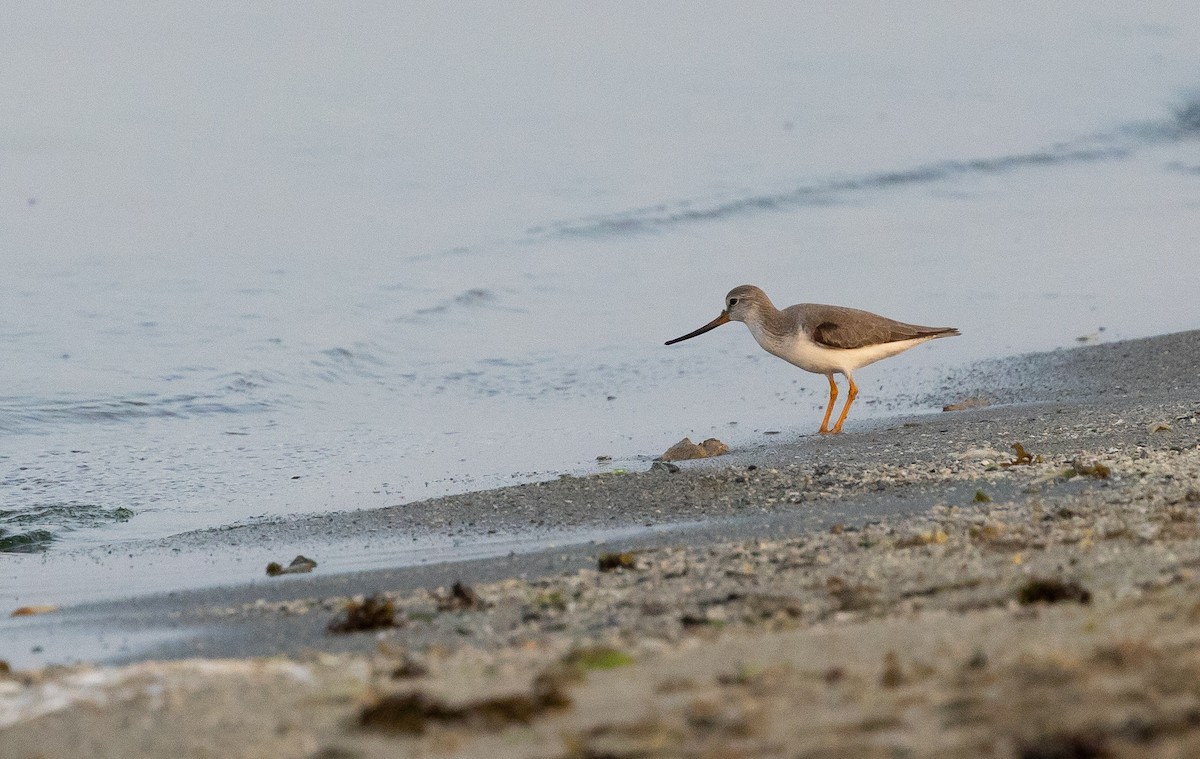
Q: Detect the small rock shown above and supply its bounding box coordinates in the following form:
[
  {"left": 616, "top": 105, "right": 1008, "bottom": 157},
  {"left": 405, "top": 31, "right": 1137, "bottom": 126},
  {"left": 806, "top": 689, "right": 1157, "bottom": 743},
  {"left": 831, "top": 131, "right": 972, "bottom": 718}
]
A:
[
  {"left": 266, "top": 555, "right": 318, "bottom": 577},
  {"left": 880, "top": 651, "right": 905, "bottom": 688},
  {"left": 966, "top": 650, "right": 988, "bottom": 670},
  {"left": 943, "top": 396, "right": 990, "bottom": 412},
  {"left": 658, "top": 437, "right": 706, "bottom": 461},
  {"left": 437, "top": 581, "right": 485, "bottom": 611},
  {"left": 598, "top": 552, "right": 637, "bottom": 572},
  {"left": 328, "top": 594, "right": 398, "bottom": 633},
  {"left": 657, "top": 437, "right": 730, "bottom": 461},
  {"left": 1017, "top": 577, "right": 1091, "bottom": 605},
  {"left": 1070, "top": 460, "right": 1111, "bottom": 479}
]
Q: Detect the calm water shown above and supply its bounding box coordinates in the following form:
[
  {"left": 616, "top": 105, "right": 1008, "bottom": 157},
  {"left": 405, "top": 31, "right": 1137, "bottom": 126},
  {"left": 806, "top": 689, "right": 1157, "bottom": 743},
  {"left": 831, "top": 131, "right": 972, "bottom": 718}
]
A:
[{"left": 3, "top": 4, "right": 1199, "bottom": 562}]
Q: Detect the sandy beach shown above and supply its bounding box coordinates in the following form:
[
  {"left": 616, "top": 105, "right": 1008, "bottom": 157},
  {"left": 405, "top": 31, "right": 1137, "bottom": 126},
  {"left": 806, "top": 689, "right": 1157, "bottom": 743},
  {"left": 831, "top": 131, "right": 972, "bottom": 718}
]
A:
[{"left": 3, "top": 330, "right": 1200, "bottom": 758}]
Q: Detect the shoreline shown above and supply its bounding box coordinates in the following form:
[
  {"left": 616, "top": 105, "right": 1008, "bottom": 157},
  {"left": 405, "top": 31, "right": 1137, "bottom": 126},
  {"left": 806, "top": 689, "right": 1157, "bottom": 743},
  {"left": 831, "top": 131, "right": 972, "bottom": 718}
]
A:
[
  {"left": 6, "top": 328, "right": 1198, "bottom": 614},
  {"left": 3, "top": 329, "right": 1200, "bottom": 756},
  {"left": 3, "top": 331, "right": 1198, "bottom": 653}
]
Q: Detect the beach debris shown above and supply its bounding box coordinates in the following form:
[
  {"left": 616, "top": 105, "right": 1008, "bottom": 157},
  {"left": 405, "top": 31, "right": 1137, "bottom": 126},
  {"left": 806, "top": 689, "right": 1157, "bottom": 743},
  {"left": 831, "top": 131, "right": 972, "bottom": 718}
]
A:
[
  {"left": 1017, "top": 731, "right": 1109, "bottom": 759},
  {"left": 1017, "top": 577, "right": 1091, "bottom": 605},
  {"left": 265, "top": 555, "right": 318, "bottom": 577},
  {"left": 894, "top": 528, "right": 949, "bottom": 548},
  {"left": 10, "top": 604, "right": 58, "bottom": 617},
  {"left": 595, "top": 455, "right": 612, "bottom": 462},
  {"left": 943, "top": 396, "right": 990, "bottom": 412},
  {"left": 974, "top": 490, "right": 992, "bottom": 503},
  {"left": 880, "top": 651, "right": 905, "bottom": 688},
  {"left": 1150, "top": 422, "right": 1173, "bottom": 433},
  {"left": 598, "top": 551, "right": 637, "bottom": 572},
  {"left": 564, "top": 718, "right": 687, "bottom": 758},
  {"left": 532, "top": 588, "right": 568, "bottom": 612},
  {"left": 680, "top": 610, "right": 723, "bottom": 628},
  {"left": 968, "top": 522, "right": 1007, "bottom": 543},
  {"left": 563, "top": 646, "right": 634, "bottom": 672},
  {"left": 359, "top": 671, "right": 571, "bottom": 735},
  {"left": 657, "top": 437, "right": 729, "bottom": 462},
  {"left": 328, "top": 594, "right": 398, "bottom": 633},
  {"left": 1069, "top": 459, "right": 1111, "bottom": 479},
  {"left": 735, "top": 592, "right": 804, "bottom": 622},
  {"left": 436, "top": 581, "right": 485, "bottom": 611},
  {"left": 659, "top": 438, "right": 704, "bottom": 461},
  {"left": 684, "top": 693, "right": 762, "bottom": 736},
  {"left": 715, "top": 664, "right": 767, "bottom": 687},
  {"left": 826, "top": 576, "right": 876, "bottom": 611},
  {"left": 650, "top": 461, "right": 680, "bottom": 473},
  {"left": 389, "top": 652, "right": 429, "bottom": 679},
  {"left": 1003, "top": 443, "right": 1043, "bottom": 467}
]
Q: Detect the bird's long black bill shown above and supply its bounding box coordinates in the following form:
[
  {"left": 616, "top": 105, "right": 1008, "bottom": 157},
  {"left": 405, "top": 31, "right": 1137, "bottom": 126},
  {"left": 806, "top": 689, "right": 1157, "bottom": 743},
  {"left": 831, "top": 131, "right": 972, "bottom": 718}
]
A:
[{"left": 664, "top": 311, "right": 730, "bottom": 345}]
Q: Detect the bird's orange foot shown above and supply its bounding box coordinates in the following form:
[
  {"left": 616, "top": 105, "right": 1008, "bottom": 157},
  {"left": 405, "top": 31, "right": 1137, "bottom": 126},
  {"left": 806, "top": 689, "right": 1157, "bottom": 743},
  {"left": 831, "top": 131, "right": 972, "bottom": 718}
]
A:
[{"left": 817, "top": 428, "right": 834, "bottom": 435}]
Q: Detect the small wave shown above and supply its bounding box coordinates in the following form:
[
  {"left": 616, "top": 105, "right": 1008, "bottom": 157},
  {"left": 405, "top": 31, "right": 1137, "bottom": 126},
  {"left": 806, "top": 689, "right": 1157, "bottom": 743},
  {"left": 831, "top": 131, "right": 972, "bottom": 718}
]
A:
[
  {"left": 0, "top": 529, "right": 55, "bottom": 553},
  {"left": 454, "top": 288, "right": 497, "bottom": 306},
  {"left": 533, "top": 144, "right": 1129, "bottom": 238},
  {"left": 0, "top": 504, "right": 134, "bottom": 554},
  {"left": 1166, "top": 161, "right": 1200, "bottom": 175},
  {"left": 215, "top": 370, "right": 286, "bottom": 393},
  {"left": 1175, "top": 98, "right": 1200, "bottom": 136},
  {"left": 0, "top": 391, "right": 278, "bottom": 434},
  {"left": 1124, "top": 92, "right": 1200, "bottom": 141},
  {"left": 307, "top": 344, "right": 393, "bottom": 384},
  {"left": 529, "top": 96, "right": 1200, "bottom": 240},
  {"left": 403, "top": 288, "right": 524, "bottom": 321}
]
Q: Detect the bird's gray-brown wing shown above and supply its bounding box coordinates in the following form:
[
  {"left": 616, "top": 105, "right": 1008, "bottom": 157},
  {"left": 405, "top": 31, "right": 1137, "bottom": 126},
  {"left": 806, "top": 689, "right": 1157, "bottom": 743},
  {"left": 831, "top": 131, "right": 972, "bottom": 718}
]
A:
[{"left": 790, "top": 304, "right": 959, "bottom": 350}]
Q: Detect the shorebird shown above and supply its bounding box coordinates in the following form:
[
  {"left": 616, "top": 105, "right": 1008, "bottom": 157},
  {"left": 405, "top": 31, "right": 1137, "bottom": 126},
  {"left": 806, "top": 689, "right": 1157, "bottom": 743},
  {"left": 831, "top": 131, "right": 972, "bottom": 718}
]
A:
[{"left": 665, "top": 285, "right": 959, "bottom": 434}]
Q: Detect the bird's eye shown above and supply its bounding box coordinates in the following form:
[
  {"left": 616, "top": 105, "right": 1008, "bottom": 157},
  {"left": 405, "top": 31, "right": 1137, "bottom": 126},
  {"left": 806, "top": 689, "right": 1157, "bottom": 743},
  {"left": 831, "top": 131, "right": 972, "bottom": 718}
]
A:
[{"left": 729, "top": 298, "right": 739, "bottom": 306}]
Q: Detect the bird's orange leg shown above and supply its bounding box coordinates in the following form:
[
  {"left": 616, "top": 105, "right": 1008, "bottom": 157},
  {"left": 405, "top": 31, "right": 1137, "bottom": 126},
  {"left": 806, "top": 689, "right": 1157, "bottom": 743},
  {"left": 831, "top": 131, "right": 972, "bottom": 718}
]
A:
[
  {"left": 830, "top": 373, "right": 858, "bottom": 434},
  {"left": 817, "top": 373, "right": 838, "bottom": 434}
]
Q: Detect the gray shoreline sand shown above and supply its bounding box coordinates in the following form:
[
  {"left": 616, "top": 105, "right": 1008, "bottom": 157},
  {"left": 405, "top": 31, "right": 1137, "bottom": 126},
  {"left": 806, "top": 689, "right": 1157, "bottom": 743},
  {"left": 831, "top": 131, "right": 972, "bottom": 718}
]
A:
[{"left": 3, "top": 330, "right": 1200, "bottom": 757}]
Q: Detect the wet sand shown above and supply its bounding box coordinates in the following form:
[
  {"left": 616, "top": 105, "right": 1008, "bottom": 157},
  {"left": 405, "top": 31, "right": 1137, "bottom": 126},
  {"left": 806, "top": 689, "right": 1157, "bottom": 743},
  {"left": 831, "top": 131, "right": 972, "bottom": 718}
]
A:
[{"left": 2, "top": 330, "right": 1200, "bottom": 757}]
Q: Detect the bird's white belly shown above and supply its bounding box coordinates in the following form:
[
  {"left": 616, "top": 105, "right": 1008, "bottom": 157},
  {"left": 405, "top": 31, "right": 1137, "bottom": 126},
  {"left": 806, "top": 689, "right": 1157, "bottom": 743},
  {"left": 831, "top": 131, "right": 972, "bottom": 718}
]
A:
[{"left": 748, "top": 323, "right": 934, "bottom": 375}]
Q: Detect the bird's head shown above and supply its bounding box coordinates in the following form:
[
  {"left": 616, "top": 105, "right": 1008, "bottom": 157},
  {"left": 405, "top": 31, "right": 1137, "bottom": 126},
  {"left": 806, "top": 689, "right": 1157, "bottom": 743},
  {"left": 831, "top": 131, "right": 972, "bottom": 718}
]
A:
[{"left": 665, "top": 284, "right": 770, "bottom": 345}]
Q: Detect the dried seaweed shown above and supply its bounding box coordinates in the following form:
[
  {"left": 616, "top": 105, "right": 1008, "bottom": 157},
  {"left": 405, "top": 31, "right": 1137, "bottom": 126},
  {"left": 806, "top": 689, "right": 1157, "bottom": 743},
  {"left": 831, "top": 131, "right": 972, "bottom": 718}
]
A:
[
  {"left": 1070, "top": 460, "right": 1111, "bottom": 479},
  {"left": 1003, "top": 443, "right": 1044, "bottom": 467},
  {"left": 328, "top": 594, "right": 398, "bottom": 633},
  {"left": 436, "top": 581, "right": 485, "bottom": 611},
  {"left": 359, "top": 671, "right": 570, "bottom": 734},
  {"left": 598, "top": 552, "right": 637, "bottom": 572},
  {"left": 266, "top": 555, "right": 317, "bottom": 577},
  {"left": 1017, "top": 578, "right": 1092, "bottom": 605}
]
